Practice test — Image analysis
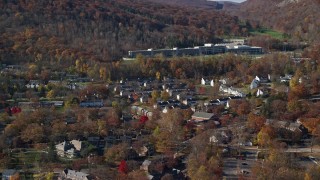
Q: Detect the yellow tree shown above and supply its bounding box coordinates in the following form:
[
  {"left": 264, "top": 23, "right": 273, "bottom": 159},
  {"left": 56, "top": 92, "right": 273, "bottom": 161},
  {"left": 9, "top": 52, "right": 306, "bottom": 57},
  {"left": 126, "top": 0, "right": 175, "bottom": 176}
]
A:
[
  {"left": 161, "top": 91, "right": 170, "bottom": 101},
  {"left": 151, "top": 90, "right": 160, "bottom": 104},
  {"left": 154, "top": 109, "right": 184, "bottom": 153},
  {"left": 156, "top": 71, "right": 161, "bottom": 80},
  {"left": 46, "top": 90, "right": 56, "bottom": 99},
  {"left": 257, "top": 125, "right": 276, "bottom": 147}
]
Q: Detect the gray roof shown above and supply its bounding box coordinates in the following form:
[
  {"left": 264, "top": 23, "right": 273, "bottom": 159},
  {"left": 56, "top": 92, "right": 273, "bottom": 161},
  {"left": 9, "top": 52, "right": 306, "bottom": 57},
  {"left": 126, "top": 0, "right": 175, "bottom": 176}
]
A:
[
  {"left": 192, "top": 112, "right": 214, "bottom": 119},
  {"left": 65, "top": 169, "right": 90, "bottom": 180}
]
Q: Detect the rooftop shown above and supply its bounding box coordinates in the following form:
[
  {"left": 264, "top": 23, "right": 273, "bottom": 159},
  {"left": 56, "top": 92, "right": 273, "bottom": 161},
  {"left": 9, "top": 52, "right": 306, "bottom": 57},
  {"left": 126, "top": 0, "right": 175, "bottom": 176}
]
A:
[{"left": 192, "top": 112, "right": 214, "bottom": 119}]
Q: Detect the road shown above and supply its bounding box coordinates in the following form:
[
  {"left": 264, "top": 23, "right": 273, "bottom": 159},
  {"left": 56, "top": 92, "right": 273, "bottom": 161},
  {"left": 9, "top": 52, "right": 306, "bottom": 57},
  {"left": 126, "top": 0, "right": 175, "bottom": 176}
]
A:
[
  {"left": 243, "top": 146, "right": 320, "bottom": 153},
  {"left": 222, "top": 149, "right": 258, "bottom": 180}
]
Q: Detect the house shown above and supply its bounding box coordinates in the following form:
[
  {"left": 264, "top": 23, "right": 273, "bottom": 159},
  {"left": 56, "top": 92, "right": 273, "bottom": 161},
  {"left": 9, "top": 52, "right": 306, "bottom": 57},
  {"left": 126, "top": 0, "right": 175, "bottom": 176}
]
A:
[
  {"left": 10, "top": 79, "right": 26, "bottom": 87},
  {"left": 140, "top": 96, "right": 149, "bottom": 103},
  {"left": 138, "top": 146, "right": 149, "bottom": 157},
  {"left": 26, "top": 80, "right": 42, "bottom": 89},
  {"left": 141, "top": 160, "right": 152, "bottom": 172},
  {"left": 65, "top": 117, "right": 77, "bottom": 125},
  {"left": 182, "top": 98, "right": 197, "bottom": 106},
  {"left": 140, "top": 160, "right": 154, "bottom": 180},
  {"left": 256, "top": 89, "right": 264, "bottom": 97},
  {"left": 226, "top": 45, "right": 263, "bottom": 54},
  {"left": 177, "top": 93, "right": 193, "bottom": 101},
  {"left": 223, "top": 38, "right": 246, "bottom": 45},
  {"left": 114, "top": 86, "right": 120, "bottom": 92},
  {"left": 210, "top": 80, "right": 214, "bottom": 87},
  {"left": 191, "top": 112, "right": 214, "bottom": 122},
  {"left": 68, "top": 83, "right": 78, "bottom": 90},
  {"left": 2, "top": 169, "right": 19, "bottom": 180},
  {"left": 55, "top": 140, "right": 82, "bottom": 158},
  {"left": 128, "top": 43, "right": 262, "bottom": 58},
  {"left": 79, "top": 100, "right": 103, "bottom": 108},
  {"left": 225, "top": 101, "right": 230, "bottom": 109},
  {"left": 121, "top": 114, "right": 133, "bottom": 122},
  {"left": 165, "top": 89, "right": 173, "bottom": 97},
  {"left": 87, "top": 136, "right": 100, "bottom": 145},
  {"left": 250, "top": 78, "right": 260, "bottom": 89},
  {"left": 70, "top": 140, "right": 82, "bottom": 151},
  {"left": 201, "top": 78, "right": 214, "bottom": 87},
  {"left": 201, "top": 78, "right": 206, "bottom": 85},
  {"left": 162, "top": 106, "right": 170, "bottom": 114},
  {"left": 218, "top": 97, "right": 229, "bottom": 105},
  {"left": 280, "top": 74, "right": 293, "bottom": 83},
  {"left": 209, "top": 99, "right": 221, "bottom": 106},
  {"left": 209, "top": 130, "right": 232, "bottom": 144},
  {"left": 137, "top": 144, "right": 155, "bottom": 157},
  {"left": 287, "top": 123, "right": 302, "bottom": 132},
  {"left": 220, "top": 85, "right": 246, "bottom": 97},
  {"left": 219, "top": 78, "right": 229, "bottom": 85},
  {"left": 120, "top": 91, "right": 131, "bottom": 98},
  {"left": 265, "top": 119, "right": 306, "bottom": 132},
  {"left": 209, "top": 135, "right": 219, "bottom": 143},
  {"left": 60, "top": 169, "right": 92, "bottom": 180},
  {"left": 48, "top": 80, "right": 61, "bottom": 85},
  {"left": 254, "top": 75, "right": 271, "bottom": 83}
]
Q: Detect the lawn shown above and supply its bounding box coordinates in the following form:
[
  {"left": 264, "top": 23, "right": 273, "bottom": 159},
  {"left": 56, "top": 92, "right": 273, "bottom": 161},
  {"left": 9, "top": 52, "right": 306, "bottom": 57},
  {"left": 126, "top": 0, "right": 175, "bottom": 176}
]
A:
[
  {"left": 250, "top": 28, "right": 285, "bottom": 40},
  {"left": 10, "top": 149, "right": 49, "bottom": 170}
]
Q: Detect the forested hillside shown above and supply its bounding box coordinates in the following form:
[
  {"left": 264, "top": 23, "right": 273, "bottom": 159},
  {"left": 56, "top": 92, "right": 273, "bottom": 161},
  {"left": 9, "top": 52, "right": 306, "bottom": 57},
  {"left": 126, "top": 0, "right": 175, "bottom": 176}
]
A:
[
  {"left": 144, "top": 0, "right": 223, "bottom": 9},
  {"left": 228, "top": 0, "right": 320, "bottom": 42},
  {"left": 0, "top": 0, "right": 250, "bottom": 65}
]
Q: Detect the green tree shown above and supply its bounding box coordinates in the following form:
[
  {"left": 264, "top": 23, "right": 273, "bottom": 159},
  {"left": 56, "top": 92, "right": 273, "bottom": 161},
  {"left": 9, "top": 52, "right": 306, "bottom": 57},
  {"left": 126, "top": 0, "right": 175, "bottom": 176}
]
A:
[
  {"left": 48, "top": 141, "right": 58, "bottom": 162},
  {"left": 80, "top": 142, "right": 97, "bottom": 157}
]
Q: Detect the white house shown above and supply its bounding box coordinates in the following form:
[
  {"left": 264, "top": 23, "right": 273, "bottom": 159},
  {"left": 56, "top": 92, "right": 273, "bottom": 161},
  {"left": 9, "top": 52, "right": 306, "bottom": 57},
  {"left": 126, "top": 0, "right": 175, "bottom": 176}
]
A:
[
  {"left": 219, "top": 78, "right": 228, "bottom": 85},
  {"left": 256, "top": 89, "right": 264, "bottom": 97},
  {"left": 55, "top": 140, "right": 82, "bottom": 158},
  {"left": 61, "top": 169, "right": 91, "bottom": 180},
  {"left": 201, "top": 78, "right": 214, "bottom": 86},
  {"left": 201, "top": 78, "right": 206, "bottom": 85},
  {"left": 220, "top": 85, "right": 246, "bottom": 97},
  {"left": 210, "top": 80, "right": 214, "bottom": 87},
  {"left": 140, "top": 96, "right": 149, "bottom": 103},
  {"left": 210, "top": 135, "right": 218, "bottom": 143},
  {"left": 140, "top": 160, "right": 152, "bottom": 171},
  {"left": 225, "top": 101, "right": 230, "bottom": 109}
]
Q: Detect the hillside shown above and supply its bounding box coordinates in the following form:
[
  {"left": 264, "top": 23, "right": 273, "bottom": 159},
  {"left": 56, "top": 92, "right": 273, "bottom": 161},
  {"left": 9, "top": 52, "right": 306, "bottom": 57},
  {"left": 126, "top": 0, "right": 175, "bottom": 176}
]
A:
[
  {"left": 145, "top": 0, "right": 242, "bottom": 9},
  {"left": 144, "top": 0, "right": 223, "bottom": 9},
  {"left": 226, "top": 0, "right": 320, "bottom": 42},
  {"left": 0, "top": 0, "right": 250, "bottom": 66}
]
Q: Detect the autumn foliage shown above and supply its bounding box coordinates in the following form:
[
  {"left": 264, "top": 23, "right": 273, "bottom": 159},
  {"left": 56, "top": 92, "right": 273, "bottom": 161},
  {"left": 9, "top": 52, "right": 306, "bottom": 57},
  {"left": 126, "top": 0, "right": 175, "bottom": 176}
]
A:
[
  {"left": 0, "top": 0, "right": 250, "bottom": 67},
  {"left": 247, "top": 113, "right": 266, "bottom": 133},
  {"left": 119, "top": 160, "right": 128, "bottom": 174},
  {"left": 139, "top": 115, "right": 149, "bottom": 124}
]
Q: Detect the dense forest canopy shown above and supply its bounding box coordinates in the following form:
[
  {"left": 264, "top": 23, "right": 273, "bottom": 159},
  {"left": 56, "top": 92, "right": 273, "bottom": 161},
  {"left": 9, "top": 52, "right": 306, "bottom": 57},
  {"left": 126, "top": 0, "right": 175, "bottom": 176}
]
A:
[
  {"left": 228, "top": 0, "right": 320, "bottom": 42},
  {"left": 0, "top": 0, "right": 250, "bottom": 66}
]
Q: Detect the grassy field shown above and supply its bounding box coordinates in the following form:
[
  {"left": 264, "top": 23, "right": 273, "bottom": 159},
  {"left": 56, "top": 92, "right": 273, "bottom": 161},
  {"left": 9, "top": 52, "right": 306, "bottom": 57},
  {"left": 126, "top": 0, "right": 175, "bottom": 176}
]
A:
[{"left": 250, "top": 28, "right": 285, "bottom": 40}]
